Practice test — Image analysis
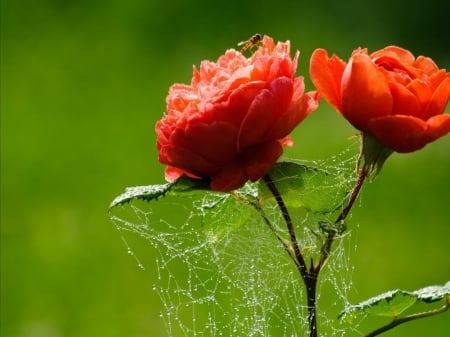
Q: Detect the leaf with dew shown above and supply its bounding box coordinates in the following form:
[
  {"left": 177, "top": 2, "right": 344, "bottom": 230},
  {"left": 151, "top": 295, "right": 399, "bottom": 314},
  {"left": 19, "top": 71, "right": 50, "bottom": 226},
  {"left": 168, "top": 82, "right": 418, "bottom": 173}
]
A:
[
  {"left": 109, "top": 175, "right": 210, "bottom": 209},
  {"left": 258, "top": 161, "right": 352, "bottom": 214},
  {"left": 201, "top": 191, "right": 257, "bottom": 243},
  {"left": 338, "top": 281, "right": 450, "bottom": 323},
  {"left": 109, "top": 176, "right": 257, "bottom": 239}
]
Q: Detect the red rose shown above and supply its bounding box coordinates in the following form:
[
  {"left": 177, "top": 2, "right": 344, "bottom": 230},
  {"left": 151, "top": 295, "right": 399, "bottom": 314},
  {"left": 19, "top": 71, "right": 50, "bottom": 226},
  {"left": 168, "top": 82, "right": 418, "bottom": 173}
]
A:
[
  {"left": 156, "top": 36, "right": 319, "bottom": 191},
  {"left": 310, "top": 46, "right": 450, "bottom": 153}
]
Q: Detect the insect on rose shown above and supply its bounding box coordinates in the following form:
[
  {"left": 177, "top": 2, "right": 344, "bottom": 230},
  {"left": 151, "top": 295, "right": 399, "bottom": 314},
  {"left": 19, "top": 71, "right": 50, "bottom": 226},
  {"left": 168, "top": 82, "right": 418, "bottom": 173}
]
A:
[{"left": 238, "top": 33, "right": 262, "bottom": 53}]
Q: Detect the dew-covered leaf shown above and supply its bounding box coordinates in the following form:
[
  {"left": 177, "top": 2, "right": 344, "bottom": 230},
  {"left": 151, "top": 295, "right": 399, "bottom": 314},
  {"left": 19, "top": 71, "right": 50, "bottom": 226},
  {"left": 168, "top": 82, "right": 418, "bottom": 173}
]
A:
[
  {"left": 339, "top": 282, "right": 450, "bottom": 322},
  {"left": 109, "top": 176, "right": 210, "bottom": 209},
  {"left": 201, "top": 192, "right": 257, "bottom": 242},
  {"left": 340, "top": 290, "right": 417, "bottom": 319},
  {"left": 413, "top": 281, "right": 450, "bottom": 303},
  {"left": 258, "top": 161, "right": 351, "bottom": 213}
]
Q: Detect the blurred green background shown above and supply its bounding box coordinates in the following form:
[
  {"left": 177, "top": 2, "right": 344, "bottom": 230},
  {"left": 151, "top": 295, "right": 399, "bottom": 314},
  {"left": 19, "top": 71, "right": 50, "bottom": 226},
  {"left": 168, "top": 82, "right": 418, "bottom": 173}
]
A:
[{"left": 2, "top": 0, "right": 449, "bottom": 336}]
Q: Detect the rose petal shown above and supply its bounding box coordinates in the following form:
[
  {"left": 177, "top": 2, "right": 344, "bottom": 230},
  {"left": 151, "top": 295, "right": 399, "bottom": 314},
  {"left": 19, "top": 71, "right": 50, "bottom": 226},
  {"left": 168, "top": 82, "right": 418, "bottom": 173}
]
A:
[
  {"left": 215, "top": 81, "right": 266, "bottom": 127},
  {"left": 370, "top": 46, "right": 415, "bottom": 65},
  {"left": 211, "top": 141, "right": 283, "bottom": 191},
  {"left": 429, "top": 69, "right": 448, "bottom": 91},
  {"left": 414, "top": 56, "right": 439, "bottom": 75},
  {"left": 268, "top": 56, "right": 295, "bottom": 81},
  {"left": 164, "top": 166, "right": 200, "bottom": 182},
  {"left": 424, "top": 76, "right": 450, "bottom": 118},
  {"left": 427, "top": 114, "right": 450, "bottom": 140},
  {"left": 368, "top": 115, "right": 430, "bottom": 153},
  {"left": 268, "top": 77, "right": 294, "bottom": 116},
  {"left": 238, "top": 77, "right": 293, "bottom": 150},
  {"left": 236, "top": 89, "right": 275, "bottom": 151},
  {"left": 341, "top": 52, "right": 393, "bottom": 131},
  {"left": 388, "top": 81, "right": 421, "bottom": 117},
  {"left": 267, "top": 89, "right": 320, "bottom": 140},
  {"left": 309, "top": 48, "right": 346, "bottom": 113},
  {"left": 210, "top": 161, "right": 248, "bottom": 192},
  {"left": 407, "top": 79, "right": 434, "bottom": 113},
  {"left": 169, "top": 122, "right": 237, "bottom": 166},
  {"left": 244, "top": 141, "right": 284, "bottom": 180},
  {"left": 159, "top": 143, "right": 219, "bottom": 177}
]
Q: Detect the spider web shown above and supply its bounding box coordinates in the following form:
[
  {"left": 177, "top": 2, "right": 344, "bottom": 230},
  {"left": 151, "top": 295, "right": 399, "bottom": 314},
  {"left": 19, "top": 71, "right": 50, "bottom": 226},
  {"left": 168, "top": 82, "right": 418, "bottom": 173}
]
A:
[{"left": 110, "top": 144, "right": 362, "bottom": 337}]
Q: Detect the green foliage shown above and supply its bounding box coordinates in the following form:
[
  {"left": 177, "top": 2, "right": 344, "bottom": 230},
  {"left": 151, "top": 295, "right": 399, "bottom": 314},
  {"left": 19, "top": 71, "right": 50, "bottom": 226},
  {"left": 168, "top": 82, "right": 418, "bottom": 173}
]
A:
[
  {"left": 109, "top": 176, "right": 258, "bottom": 242},
  {"left": 110, "top": 162, "right": 353, "bottom": 243},
  {"left": 339, "top": 281, "right": 450, "bottom": 322},
  {"left": 109, "top": 176, "right": 211, "bottom": 209},
  {"left": 258, "top": 162, "right": 352, "bottom": 214},
  {"left": 201, "top": 191, "right": 257, "bottom": 242},
  {"left": 109, "top": 161, "right": 353, "bottom": 246}
]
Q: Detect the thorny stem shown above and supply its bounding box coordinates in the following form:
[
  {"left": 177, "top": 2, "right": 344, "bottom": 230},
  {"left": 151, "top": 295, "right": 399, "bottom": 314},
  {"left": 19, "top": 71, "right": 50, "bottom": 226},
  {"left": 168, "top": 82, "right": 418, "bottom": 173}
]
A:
[
  {"left": 364, "top": 298, "right": 450, "bottom": 337},
  {"left": 262, "top": 164, "right": 369, "bottom": 337}
]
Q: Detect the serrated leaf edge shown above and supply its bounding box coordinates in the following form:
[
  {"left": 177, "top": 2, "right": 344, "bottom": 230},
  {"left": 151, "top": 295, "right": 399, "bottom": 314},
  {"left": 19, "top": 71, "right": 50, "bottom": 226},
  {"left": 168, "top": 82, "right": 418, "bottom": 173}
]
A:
[{"left": 339, "top": 281, "right": 450, "bottom": 319}]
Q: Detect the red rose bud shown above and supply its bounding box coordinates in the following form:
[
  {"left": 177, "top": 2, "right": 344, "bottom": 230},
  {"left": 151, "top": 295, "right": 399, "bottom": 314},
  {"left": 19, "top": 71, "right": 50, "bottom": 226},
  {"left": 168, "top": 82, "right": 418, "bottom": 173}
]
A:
[
  {"left": 156, "top": 36, "right": 320, "bottom": 192},
  {"left": 310, "top": 46, "right": 450, "bottom": 154}
]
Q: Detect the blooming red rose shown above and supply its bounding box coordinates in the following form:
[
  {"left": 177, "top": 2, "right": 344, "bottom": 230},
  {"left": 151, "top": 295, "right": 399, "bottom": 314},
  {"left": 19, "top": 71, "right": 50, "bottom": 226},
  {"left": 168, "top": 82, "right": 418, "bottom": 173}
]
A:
[
  {"left": 310, "top": 46, "right": 450, "bottom": 153},
  {"left": 156, "top": 36, "right": 319, "bottom": 191}
]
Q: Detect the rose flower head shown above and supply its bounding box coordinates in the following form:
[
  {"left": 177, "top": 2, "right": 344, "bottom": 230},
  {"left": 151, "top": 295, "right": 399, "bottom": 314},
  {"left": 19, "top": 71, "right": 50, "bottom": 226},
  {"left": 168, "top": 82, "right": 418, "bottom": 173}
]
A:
[
  {"left": 310, "top": 46, "right": 450, "bottom": 176},
  {"left": 310, "top": 46, "right": 450, "bottom": 153},
  {"left": 156, "top": 36, "right": 320, "bottom": 192}
]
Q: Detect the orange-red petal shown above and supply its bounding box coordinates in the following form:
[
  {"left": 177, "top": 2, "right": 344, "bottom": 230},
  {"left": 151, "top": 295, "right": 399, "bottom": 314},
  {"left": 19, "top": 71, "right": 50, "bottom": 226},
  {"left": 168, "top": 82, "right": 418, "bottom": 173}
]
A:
[
  {"left": 211, "top": 141, "right": 283, "bottom": 191},
  {"left": 267, "top": 90, "right": 320, "bottom": 141},
  {"left": 341, "top": 52, "right": 393, "bottom": 130},
  {"left": 370, "top": 46, "right": 415, "bottom": 65},
  {"left": 164, "top": 166, "right": 200, "bottom": 182},
  {"left": 309, "top": 48, "right": 346, "bottom": 113},
  {"left": 159, "top": 143, "right": 219, "bottom": 177},
  {"left": 170, "top": 121, "right": 238, "bottom": 166},
  {"left": 424, "top": 76, "right": 450, "bottom": 118},
  {"left": 414, "top": 55, "right": 439, "bottom": 75},
  {"left": 388, "top": 81, "right": 420, "bottom": 117},
  {"left": 238, "top": 77, "right": 293, "bottom": 150},
  {"left": 427, "top": 114, "right": 450, "bottom": 140},
  {"left": 368, "top": 114, "right": 450, "bottom": 153}
]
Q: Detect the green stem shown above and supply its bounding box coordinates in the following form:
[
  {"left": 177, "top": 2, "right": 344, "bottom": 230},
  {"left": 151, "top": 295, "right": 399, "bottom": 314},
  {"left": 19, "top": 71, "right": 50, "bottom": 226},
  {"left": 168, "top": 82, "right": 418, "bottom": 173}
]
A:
[
  {"left": 262, "top": 175, "right": 307, "bottom": 278},
  {"left": 315, "top": 163, "right": 368, "bottom": 272},
  {"left": 262, "top": 162, "right": 369, "bottom": 337},
  {"left": 306, "top": 163, "right": 368, "bottom": 336},
  {"left": 263, "top": 174, "right": 317, "bottom": 337},
  {"left": 364, "top": 299, "right": 450, "bottom": 337},
  {"left": 251, "top": 199, "right": 294, "bottom": 261}
]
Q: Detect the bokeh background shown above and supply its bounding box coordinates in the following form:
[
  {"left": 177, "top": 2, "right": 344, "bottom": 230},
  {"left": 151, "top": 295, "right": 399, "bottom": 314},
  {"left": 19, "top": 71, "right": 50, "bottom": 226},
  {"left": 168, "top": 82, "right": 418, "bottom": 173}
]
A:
[{"left": 2, "top": 0, "right": 449, "bottom": 336}]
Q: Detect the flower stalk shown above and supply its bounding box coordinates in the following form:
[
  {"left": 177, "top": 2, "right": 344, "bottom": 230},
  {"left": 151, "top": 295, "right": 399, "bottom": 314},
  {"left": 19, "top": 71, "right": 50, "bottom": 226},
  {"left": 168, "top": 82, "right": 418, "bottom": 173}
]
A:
[{"left": 263, "top": 159, "right": 369, "bottom": 337}]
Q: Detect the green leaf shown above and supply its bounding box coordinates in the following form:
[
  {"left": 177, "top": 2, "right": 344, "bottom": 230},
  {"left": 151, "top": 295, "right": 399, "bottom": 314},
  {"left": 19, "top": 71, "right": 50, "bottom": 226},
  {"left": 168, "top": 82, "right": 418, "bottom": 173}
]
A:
[
  {"left": 109, "top": 178, "right": 259, "bottom": 248},
  {"left": 108, "top": 175, "right": 210, "bottom": 209},
  {"left": 344, "top": 290, "right": 417, "bottom": 318},
  {"left": 339, "top": 281, "right": 450, "bottom": 321},
  {"left": 258, "top": 161, "right": 351, "bottom": 214},
  {"left": 413, "top": 281, "right": 450, "bottom": 303},
  {"left": 201, "top": 191, "right": 257, "bottom": 242},
  {"left": 318, "top": 220, "right": 347, "bottom": 235}
]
